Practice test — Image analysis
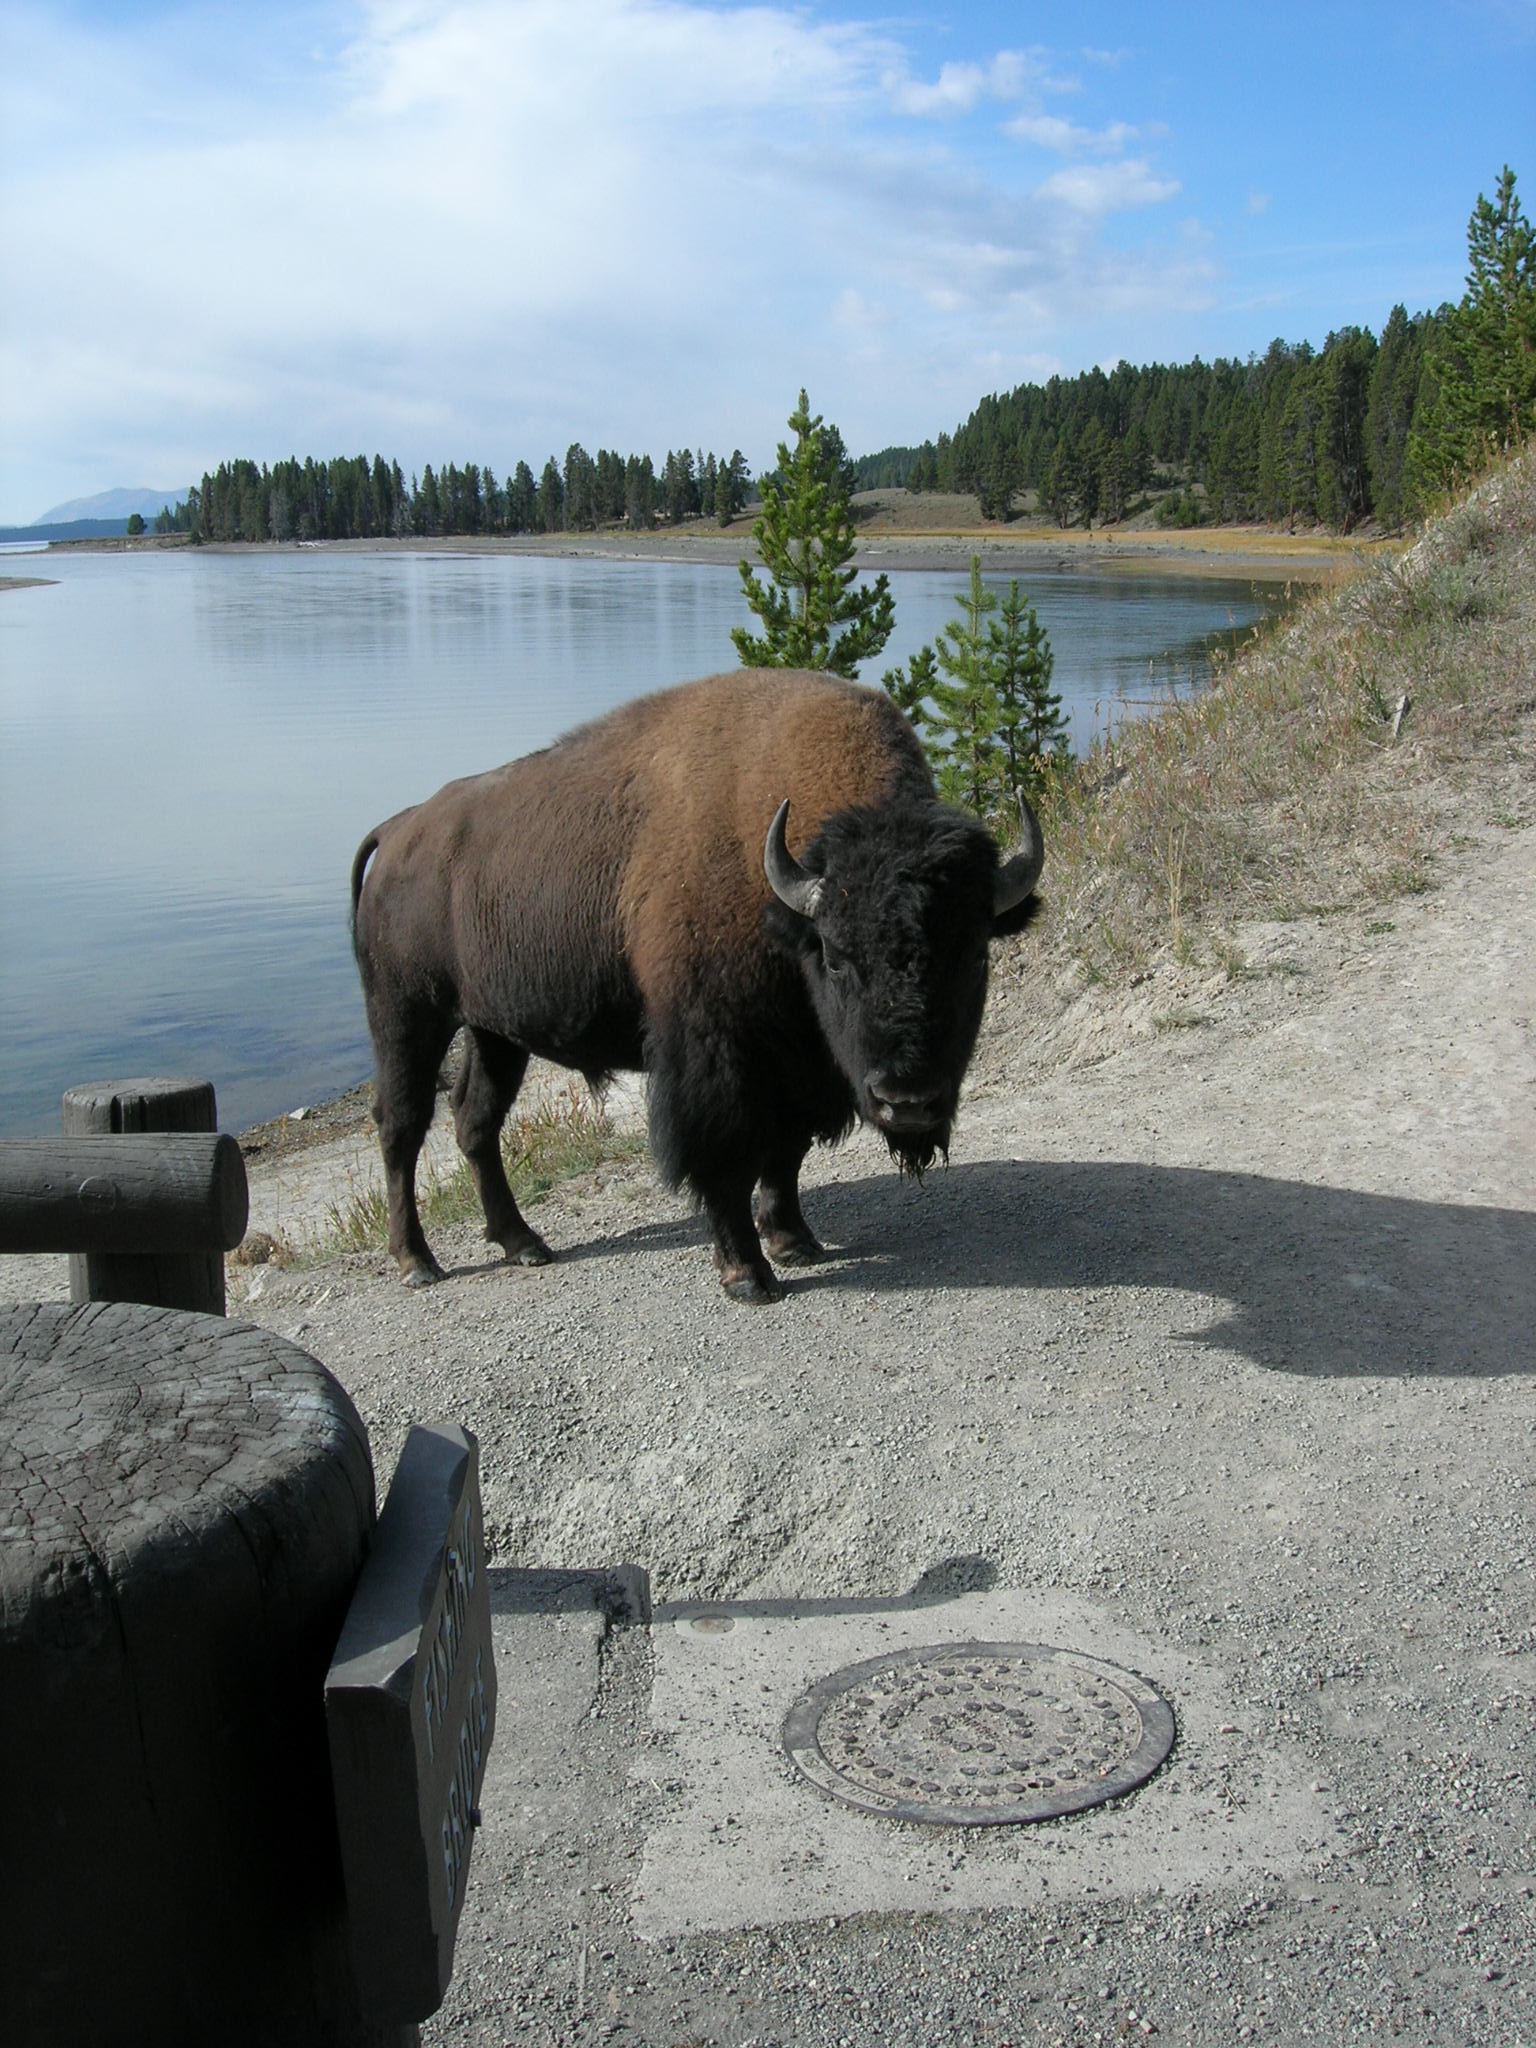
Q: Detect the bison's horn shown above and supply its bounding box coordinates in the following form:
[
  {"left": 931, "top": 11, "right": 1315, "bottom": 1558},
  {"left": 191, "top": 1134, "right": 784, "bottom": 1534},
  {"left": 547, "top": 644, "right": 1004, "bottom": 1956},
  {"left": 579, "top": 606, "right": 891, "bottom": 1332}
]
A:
[
  {"left": 993, "top": 793, "right": 1044, "bottom": 916},
  {"left": 764, "top": 800, "right": 824, "bottom": 920}
]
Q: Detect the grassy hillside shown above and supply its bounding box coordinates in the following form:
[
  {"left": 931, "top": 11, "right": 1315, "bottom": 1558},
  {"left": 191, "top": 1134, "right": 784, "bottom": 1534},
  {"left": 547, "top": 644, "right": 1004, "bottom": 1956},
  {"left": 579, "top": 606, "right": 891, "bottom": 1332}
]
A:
[{"left": 1011, "top": 447, "right": 1535, "bottom": 992}]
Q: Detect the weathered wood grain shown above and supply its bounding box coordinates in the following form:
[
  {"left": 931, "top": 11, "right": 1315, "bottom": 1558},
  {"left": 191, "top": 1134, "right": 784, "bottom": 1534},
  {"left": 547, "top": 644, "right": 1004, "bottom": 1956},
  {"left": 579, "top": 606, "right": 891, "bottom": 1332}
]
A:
[
  {"left": 0, "top": 1133, "right": 248, "bottom": 1253},
  {"left": 0, "top": 1300, "right": 414, "bottom": 2047},
  {"left": 60, "top": 1075, "right": 230, "bottom": 1312}
]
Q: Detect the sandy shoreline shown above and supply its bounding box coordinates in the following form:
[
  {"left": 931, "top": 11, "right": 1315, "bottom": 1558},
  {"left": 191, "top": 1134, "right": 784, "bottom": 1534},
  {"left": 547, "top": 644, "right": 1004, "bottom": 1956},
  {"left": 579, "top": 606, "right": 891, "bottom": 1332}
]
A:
[{"left": 44, "top": 521, "right": 1380, "bottom": 583}]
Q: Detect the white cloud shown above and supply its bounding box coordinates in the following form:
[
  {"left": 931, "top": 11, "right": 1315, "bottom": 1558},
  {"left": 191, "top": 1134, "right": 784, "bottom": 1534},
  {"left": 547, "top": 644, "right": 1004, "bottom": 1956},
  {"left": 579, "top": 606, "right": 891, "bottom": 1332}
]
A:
[
  {"left": 886, "top": 46, "right": 1044, "bottom": 116},
  {"left": 1036, "top": 159, "right": 1182, "bottom": 216},
  {"left": 1006, "top": 113, "right": 1139, "bottom": 155},
  {"left": 0, "top": 1, "right": 1202, "bottom": 517}
]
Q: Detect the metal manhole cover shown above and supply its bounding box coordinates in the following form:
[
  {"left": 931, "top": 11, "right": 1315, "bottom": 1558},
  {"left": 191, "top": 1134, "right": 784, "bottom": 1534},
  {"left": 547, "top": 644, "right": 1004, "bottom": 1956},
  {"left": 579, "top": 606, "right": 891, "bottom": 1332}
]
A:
[{"left": 782, "top": 1640, "right": 1175, "bottom": 1826}]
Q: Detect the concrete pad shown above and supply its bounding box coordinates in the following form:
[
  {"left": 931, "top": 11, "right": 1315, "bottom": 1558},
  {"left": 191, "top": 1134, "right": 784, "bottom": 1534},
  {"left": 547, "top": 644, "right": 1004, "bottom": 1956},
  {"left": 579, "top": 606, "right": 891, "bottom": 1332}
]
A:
[
  {"left": 473, "top": 1567, "right": 623, "bottom": 1848},
  {"left": 633, "top": 1587, "right": 1335, "bottom": 1940}
]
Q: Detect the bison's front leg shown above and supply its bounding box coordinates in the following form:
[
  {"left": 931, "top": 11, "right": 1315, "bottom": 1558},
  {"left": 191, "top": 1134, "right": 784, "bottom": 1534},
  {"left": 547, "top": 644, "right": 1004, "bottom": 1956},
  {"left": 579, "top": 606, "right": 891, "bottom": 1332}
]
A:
[
  {"left": 703, "top": 1177, "right": 783, "bottom": 1305},
  {"left": 754, "top": 1135, "right": 824, "bottom": 1267},
  {"left": 646, "top": 1013, "right": 781, "bottom": 1303}
]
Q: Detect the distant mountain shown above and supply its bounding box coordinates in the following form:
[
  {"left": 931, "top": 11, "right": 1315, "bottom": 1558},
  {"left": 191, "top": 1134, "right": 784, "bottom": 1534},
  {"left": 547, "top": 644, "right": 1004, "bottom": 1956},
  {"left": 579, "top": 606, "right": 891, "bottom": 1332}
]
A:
[{"left": 32, "top": 485, "right": 187, "bottom": 525}]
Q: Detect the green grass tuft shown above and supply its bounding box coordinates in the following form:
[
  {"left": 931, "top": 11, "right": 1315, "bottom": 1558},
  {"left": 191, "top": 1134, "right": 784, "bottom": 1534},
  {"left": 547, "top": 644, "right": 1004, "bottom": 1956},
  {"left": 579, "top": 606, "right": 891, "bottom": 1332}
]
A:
[{"left": 325, "top": 1083, "right": 646, "bottom": 1256}]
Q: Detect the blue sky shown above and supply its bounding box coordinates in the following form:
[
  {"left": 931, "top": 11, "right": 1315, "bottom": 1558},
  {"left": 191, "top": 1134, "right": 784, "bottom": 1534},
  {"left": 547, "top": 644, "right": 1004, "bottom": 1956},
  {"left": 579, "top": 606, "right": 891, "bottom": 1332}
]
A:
[{"left": 1, "top": 0, "right": 1531, "bottom": 522}]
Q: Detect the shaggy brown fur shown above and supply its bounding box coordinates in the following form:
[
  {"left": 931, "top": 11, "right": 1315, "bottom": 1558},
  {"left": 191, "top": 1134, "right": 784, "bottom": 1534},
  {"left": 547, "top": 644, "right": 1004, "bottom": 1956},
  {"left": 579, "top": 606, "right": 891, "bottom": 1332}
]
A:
[{"left": 352, "top": 668, "right": 1036, "bottom": 1303}]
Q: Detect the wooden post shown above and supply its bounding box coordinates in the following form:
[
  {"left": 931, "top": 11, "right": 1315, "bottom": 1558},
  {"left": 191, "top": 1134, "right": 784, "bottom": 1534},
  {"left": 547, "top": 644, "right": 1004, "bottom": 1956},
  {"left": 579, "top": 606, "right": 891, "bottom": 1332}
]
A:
[
  {"left": 61, "top": 1076, "right": 228, "bottom": 1313},
  {"left": 1, "top": 1301, "right": 414, "bottom": 2048},
  {"left": 0, "top": 1135, "right": 249, "bottom": 1256}
]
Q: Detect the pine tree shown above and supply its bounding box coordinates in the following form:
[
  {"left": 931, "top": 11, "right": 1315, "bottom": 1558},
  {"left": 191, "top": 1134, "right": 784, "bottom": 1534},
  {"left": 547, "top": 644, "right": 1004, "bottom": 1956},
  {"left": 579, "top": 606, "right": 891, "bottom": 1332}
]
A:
[
  {"left": 928, "top": 558, "right": 1004, "bottom": 815},
  {"left": 414, "top": 463, "right": 442, "bottom": 536},
  {"left": 1274, "top": 375, "right": 1321, "bottom": 530},
  {"left": 1364, "top": 306, "right": 1421, "bottom": 532},
  {"left": 1463, "top": 165, "right": 1536, "bottom": 447},
  {"left": 990, "top": 580, "right": 1068, "bottom": 801},
  {"left": 1407, "top": 166, "right": 1536, "bottom": 502},
  {"left": 1076, "top": 418, "right": 1110, "bottom": 527},
  {"left": 717, "top": 449, "right": 750, "bottom": 524},
  {"left": 733, "top": 389, "right": 895, "bottom": 678},
  {"left": 564, "top": 444, "right": 596, "bottom": 530},
  {"left": 884, "top": 561, "right": 1067, "bottom": 819},
  {"left": 508, "top": 460, "right": 536, "bottom": 533},
  {"left": 978, "top": 441, "right": 1020, "bottom": 521},
  {"left": 624, "top": 454, "right": 655, "bottom": 531},
  {"left": 880, "top": 644, "right": 941, "bottom": 750},
  {"left": 1314, "top": 328, "right": 1376, "bottom": 534},
  {"left": 662, "top": 449, "right": 697, "bottom": 525},
  {"left": 1043, "top": 433, "right": 1081, "bottom": 527},
  {"left": 539, "top": 456, "right": 564, "bottom": 532}
]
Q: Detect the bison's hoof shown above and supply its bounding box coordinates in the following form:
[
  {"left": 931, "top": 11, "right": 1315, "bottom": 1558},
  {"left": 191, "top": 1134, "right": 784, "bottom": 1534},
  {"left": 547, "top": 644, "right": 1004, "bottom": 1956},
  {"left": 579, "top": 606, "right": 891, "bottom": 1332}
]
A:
[
  {"left": 762, "top": 1230, "right": 824, "bottom": 1268},
  {"left": 507, "top": 1236, "right": 554, "bottom": 1268},
  {"left": 720, "top": 1264, "right": 784, "bottom": 1305},
  {"left": 401, "top": 1261, "right": 442, "bottom": 1289}
]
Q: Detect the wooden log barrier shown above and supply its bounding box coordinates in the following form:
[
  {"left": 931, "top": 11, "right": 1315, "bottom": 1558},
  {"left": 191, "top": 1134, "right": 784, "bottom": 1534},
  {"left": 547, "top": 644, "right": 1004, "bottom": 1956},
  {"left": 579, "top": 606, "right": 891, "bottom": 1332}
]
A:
[
  {"left": 0, "top": 1133, "right": 249, "bottom": 1255},
  {"left": 0, "top": 1301, "right": 415, "bottom": 2048},
  {"left": 60, "top": 1075, "right": 233, "bottom": 1313}
]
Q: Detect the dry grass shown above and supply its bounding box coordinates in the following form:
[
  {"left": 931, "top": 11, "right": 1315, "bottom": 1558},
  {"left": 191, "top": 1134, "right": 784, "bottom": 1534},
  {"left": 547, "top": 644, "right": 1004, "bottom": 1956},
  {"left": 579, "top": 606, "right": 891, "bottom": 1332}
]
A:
[
  {"left": 1017, "top": 446, "right": 1536, "bottom": 984},
  {"left": 325, "top": 1083, "right": 646, "bottom": 1256}
]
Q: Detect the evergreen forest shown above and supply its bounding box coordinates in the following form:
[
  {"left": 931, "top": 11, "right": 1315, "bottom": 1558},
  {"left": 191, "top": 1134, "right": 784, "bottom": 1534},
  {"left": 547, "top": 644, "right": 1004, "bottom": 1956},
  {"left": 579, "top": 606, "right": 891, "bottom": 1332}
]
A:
[
  {"left": 155, "top": 445, "right": 752, "bottom": 545},
  {"left": 862, "top": 166, "right": 1534, "bottom": 536}
]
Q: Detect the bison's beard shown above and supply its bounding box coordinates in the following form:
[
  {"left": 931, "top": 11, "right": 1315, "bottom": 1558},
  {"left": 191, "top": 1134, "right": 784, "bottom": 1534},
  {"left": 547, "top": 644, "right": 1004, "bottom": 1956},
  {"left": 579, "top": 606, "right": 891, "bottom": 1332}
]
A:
[{"left": 887, "top": 1131, "right": 950, "bottom": 1181}]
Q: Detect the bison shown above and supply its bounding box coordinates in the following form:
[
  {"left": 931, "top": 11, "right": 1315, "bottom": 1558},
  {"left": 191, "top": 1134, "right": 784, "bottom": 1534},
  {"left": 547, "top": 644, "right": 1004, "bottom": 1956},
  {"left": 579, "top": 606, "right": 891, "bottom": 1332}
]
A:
[{"left": 350, "top": 667, "right": 1042, "bottom": 1303}]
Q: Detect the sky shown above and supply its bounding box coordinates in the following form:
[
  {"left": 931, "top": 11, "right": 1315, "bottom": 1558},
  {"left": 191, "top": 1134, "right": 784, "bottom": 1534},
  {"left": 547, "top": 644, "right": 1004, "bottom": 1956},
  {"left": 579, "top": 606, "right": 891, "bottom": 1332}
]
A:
[{"left": 1, "top": 0, "right": 1532, "bottom": 523}]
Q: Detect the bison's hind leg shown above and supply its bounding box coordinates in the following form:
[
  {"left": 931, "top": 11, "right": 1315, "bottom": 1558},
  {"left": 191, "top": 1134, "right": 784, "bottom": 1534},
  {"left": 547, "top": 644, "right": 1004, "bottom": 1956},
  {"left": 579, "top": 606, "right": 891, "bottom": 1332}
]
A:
[
  {"left": 370, "top": 1004, "right": 455, "bottom": 1287},
  {"left": 754, "top": 1135, "right": 825, "bottom": 1267},
  {"left": 454, "top": 1028, "right": 554, "bottom": 1268}
]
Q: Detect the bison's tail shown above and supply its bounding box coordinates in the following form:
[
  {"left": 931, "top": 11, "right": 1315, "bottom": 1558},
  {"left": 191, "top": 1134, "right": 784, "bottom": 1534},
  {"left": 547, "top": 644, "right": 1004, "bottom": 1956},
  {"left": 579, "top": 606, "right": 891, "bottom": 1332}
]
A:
[{"left": 349, "top": 830, "right": 381, "bottom": 947}]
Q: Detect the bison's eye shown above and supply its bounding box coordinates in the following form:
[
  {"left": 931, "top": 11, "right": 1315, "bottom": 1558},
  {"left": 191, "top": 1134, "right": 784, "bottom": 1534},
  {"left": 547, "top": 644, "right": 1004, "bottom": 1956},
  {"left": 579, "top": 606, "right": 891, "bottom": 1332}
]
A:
[{"left": 820, "top": 938, "right": 854, "bottom": 980}]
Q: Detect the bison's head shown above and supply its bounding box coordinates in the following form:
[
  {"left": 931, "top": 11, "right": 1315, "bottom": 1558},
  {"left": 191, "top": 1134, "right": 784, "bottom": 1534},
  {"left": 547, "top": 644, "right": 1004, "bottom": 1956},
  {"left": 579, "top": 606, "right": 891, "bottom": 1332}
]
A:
[{"left": 763, "top": 795, "right": 1042, "bottom": 1174}]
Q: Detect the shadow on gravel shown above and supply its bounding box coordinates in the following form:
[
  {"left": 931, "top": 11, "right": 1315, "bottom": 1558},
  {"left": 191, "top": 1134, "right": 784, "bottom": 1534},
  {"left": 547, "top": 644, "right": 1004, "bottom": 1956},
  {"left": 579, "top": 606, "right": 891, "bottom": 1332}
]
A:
[
  {"left": 481, "top": 1554, "right": 1001, "bottom": 1632},
  {"left": 788, "top": 1161, "right": 1536, "bottom": 1380}
]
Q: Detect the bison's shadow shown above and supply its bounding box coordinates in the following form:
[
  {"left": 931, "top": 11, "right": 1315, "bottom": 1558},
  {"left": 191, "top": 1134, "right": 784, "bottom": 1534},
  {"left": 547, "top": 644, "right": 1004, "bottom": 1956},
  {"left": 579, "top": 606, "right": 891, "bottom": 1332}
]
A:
[{"left": 765, "top": 1160, "right": 1530, "bottom": 1380}]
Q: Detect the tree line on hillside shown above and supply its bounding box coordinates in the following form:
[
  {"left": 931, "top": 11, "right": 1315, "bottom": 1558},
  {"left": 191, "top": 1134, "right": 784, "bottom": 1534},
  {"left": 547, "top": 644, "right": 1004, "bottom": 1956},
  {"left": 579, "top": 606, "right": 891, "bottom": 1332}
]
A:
[
  {"left": 856, "top": 165, "right": 1534, "bottom": 535},
  {"left": 153, "top": 444, "right": 753, "bottom": 544}
]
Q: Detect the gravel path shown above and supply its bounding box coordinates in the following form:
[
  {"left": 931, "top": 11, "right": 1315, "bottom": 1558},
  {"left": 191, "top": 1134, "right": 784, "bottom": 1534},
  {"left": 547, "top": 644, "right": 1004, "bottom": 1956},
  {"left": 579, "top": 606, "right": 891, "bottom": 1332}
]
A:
[{"left": 8, "top": 814, "right": 1532, "bottom": 2045}]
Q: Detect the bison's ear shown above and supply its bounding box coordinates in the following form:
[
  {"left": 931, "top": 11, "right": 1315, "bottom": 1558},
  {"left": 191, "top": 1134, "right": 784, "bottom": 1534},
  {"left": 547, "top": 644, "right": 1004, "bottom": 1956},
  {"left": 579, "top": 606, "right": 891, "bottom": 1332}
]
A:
[
  {"left": 764, "top": 799, "right": 825, "bottom": 920},
  {"left": 991, "top": 794, "right": 1043, "bottom": 933}
]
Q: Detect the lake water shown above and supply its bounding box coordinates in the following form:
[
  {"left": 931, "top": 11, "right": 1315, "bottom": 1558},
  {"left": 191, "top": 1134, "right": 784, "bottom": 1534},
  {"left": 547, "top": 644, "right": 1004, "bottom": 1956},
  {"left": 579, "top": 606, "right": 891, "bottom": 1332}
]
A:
[{"left": 0, "top": 546, "right": 1284, "bottom": 1136}]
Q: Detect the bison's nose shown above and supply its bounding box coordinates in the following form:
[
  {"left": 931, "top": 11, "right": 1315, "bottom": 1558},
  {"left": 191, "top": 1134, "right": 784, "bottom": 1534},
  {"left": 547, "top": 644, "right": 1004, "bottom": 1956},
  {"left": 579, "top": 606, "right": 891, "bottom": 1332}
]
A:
[{"left": 866, "top": 1072, "right": 949, "bottom": 1132}]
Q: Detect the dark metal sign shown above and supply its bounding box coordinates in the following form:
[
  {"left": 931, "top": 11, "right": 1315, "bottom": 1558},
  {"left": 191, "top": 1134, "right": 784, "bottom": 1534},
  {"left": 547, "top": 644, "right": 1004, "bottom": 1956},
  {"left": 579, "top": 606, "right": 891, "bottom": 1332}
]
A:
[{"left": 325, "top": 1422, "right": 497, "bottom": 2022}]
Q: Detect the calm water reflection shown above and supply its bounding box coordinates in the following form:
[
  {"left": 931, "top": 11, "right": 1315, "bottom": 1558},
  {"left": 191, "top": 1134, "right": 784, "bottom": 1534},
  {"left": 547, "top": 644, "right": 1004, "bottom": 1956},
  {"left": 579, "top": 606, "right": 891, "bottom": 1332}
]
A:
[{"left": 0, "top": 547, "right": 1283, "bottom": 1134}]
